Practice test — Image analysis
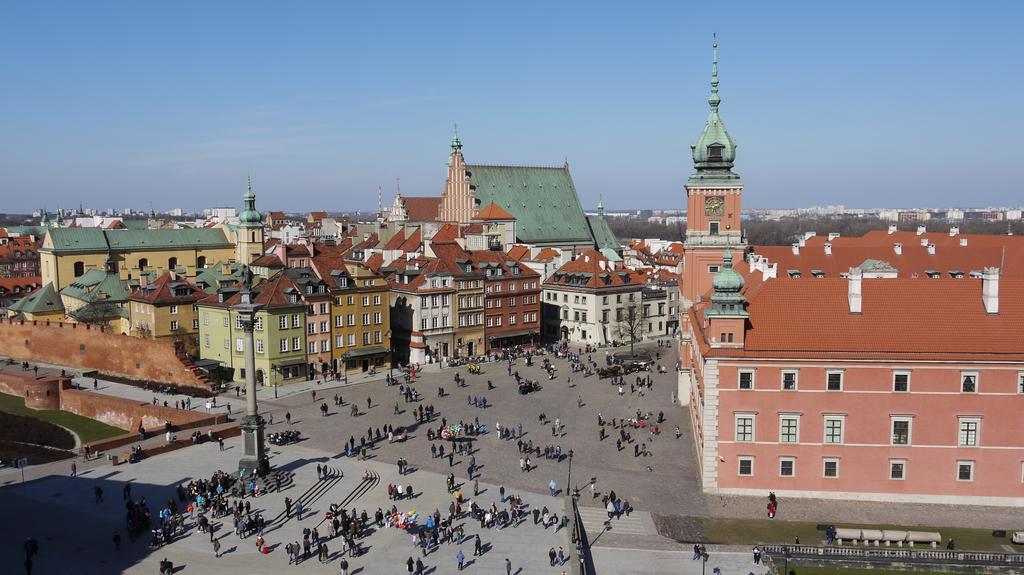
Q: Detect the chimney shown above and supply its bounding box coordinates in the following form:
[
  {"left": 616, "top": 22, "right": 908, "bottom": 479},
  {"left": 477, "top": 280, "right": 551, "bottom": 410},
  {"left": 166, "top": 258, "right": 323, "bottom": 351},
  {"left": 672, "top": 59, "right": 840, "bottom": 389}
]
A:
[
  {"left": 888, "top": 224, "right": 897, "bottom": 234},
  {"left": 798, "top": 237, "right": 807, "bottom": 247},
  {"left": 848, "top": 267, "right": 863, "bottom": 314},
  {"left": 893, "top": 243, "right": 902, "bottom": 255},
  {"left": 916, "top": 225, "right": 926, "bottom": 235},
  {"left": 824, "top": 242, "right": 832, "bottom": 255},
  {"left": 982, "top": 267, "right": 999, "bottom": 314},
  {"left": 139, "top": 274, "right": 149, "bottom": 288},
  {"left": 949, "top": 226, "right": 960, "bottom": 237},
  {"left": 791, "top": 243, "right": 800, "bottom": 255},
  {"left": 960, "top": 238, "right": 968, "bottom": 247},
  {"left": 926, "top": 243, "right": 936, "bottom": 255},
  {"left": 828, "top": 232, "right": 841, "bottom": 241},
  {"left": 920, "top": 238, "right": 929, "bottom": 247}
]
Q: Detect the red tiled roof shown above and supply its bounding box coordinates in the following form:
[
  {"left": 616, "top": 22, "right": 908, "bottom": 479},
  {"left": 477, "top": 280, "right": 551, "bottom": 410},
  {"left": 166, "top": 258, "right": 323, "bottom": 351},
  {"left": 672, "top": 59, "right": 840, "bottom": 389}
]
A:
[
  {"left": 251, "top": 254, "right": 284, "bottom": 267},
  {"left": 506, "top": 245, "right": 531, "bottom": 261},
  {"left": 399, "top": 229, "right": 422, "bottom": 253},
  {"left": 0, "top": 277, "right": 41, "bottom": 296},
  {"left": 695, "top": 277, "right": 1024, "bottom": 361},
  {"left": 752, "top": 240, "right": 1022, "bottom": 279},
  {"left": 430, "top": 224, "right": 463, "bottom": 245},
  {"left": 364, "top": 252, "right": 384, "bottom": 272},
  {"left": 544, "top": 249, "right": 633, "bottom": 289},
  {"left": 200, "top": 273, "right": 302, "bottom": 309},
  {"left": 403, "top": 197, "right": 442, "bottom": 222},
  {"left": 475, "top": 202, "right": 514, "bottom": 221},
  {"left": 533, "top": 247, "right": 560, "bottom": 262},
  {"left": 129, "top": 272, "right": 204, "bottom": 304},
  {"left": 382, "top": 230, "right": 408, "bottom": 250}
]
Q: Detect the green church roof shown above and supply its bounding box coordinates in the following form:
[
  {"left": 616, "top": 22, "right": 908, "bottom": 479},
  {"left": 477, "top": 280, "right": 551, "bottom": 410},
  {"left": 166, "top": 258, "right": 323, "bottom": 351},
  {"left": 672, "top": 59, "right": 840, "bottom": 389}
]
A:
[
  {"left": 587, "top": 214, "right": 620, "bottom": 252},
  {"left": 60, "top": 268, "right": 130, "bottom": 303},
  {"left": 689, "top": 40, "right": 742, "bottom": 187},
  {"left": 44, "top": 227, "right": 231, "bottom": 253},
  {"left": 466, "top": 164, "right": 594, "bottom": 247},
  {"left": 8, "top": 283, "right": 63, "bottom": 314}
]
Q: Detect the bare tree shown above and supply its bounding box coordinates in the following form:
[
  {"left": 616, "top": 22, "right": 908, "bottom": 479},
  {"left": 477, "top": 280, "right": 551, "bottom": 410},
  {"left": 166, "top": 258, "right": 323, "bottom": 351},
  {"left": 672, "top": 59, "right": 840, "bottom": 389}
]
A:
[{"left": 615, "top": 303, "right": 644, "bottom": 358}]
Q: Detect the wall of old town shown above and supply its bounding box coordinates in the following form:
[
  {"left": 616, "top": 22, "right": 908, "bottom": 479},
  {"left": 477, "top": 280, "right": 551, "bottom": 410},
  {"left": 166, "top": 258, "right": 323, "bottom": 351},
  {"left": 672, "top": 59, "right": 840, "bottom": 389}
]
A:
[{"left": 0, "top": 317, "right": 207, "bottom": 387}]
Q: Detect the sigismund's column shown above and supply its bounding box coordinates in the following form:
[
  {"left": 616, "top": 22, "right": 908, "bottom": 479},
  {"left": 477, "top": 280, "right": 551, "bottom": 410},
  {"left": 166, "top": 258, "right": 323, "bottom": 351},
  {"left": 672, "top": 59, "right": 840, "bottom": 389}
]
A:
[{"left": 234, "top": 266, "right": 269, "bottom": 476}]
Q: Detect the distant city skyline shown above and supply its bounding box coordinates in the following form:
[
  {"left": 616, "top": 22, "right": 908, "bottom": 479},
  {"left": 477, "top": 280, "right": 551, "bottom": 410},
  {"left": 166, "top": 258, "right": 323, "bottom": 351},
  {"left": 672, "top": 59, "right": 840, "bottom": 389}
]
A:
[{"left": 2, "top": 1, "right": 1022, "bottom": 214}]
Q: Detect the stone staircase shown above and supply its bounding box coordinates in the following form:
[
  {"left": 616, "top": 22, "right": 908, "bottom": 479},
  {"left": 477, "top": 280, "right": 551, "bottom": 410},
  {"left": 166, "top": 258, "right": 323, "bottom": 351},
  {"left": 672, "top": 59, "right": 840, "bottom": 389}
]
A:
[{"left": 576, "top": 505, "right": 655, "bottom": 537}]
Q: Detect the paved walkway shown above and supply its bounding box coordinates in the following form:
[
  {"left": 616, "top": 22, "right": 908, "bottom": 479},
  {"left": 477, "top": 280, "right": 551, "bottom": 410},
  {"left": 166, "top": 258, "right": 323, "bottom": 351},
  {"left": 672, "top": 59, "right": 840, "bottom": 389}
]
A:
[{"left": 0, "top": 437, "right": 569, "bottom": 574}]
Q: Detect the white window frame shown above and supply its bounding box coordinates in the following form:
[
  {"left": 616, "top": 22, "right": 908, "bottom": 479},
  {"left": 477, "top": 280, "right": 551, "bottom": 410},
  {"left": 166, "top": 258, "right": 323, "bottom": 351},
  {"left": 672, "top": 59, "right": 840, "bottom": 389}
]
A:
[
  {"left": 255, "top": 339, "right": 264, "bottom": 354},
  {"left": 169, "top": 304, "right": 178, "bottom": 315},
  {"left": 960, "top": 371, "right": 978, "bottom": 393},
  {"left": 735, "top": 413, "right": 755, "bottom": 443},
  {"left": 889, "top": 459, "right": 906, "bottom": 480},
  {"left": 169, "top": 320, "right": 179, "bottom": 331},
  {"left": 893, "top": 371, "right": 910, "bottom": 392},
  {"left": 254, "top": 316, "right": 263, "bottom": 331},
  {"left": 778, "top": 456, "right": 796, "bottom": 478},
  {"left": 822, "top": 458, "right": 840, "bottom": 479},
  {"left": 891, "top": 416, "right": 913, "bottom": 446},
  {"left": 779, "top": 415, "right": 800, "bottom": 444},
  {"left": 279, "top": 316, "right": 287, "bottom": 330},
  {"left": 826, "top": 370, "right": 844, "bottom": 391},
  {"left": 292, "top": 337, "right": 301, "bottom": 351},
  {"left": 738, "top": 456, "right": 754, "bottom": 477},
  {"left": 235, "top": 338, "right": 243, "bottom": 352},
  {"left": 781, "top": 370, "right": 798, "bottom": 391},
  {"left": 279, "top": 338, "right": 288, "bottom": 352},
  {"left": 956, "top": 460, "right": 975, "bottom": 482},
  {"left": 292, "top": 314, "right": 301, "bottom": 328},
  {"left": 738, "top": 370, "right": 755, "bottom": 390},
  {"left": 823, "top": 415, "right": 845, "bottom": 445},
  {"left": 958, "top": 416, "right": 981, "bottom": 447},
  {"left": 1018, "top": 372, "right": 1024, "bottom": 394}
]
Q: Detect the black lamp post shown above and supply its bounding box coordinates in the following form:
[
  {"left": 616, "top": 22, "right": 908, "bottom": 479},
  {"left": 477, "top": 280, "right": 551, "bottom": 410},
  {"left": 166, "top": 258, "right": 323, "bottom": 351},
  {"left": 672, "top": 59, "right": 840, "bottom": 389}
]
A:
[
  {"left": 783, "top": 545, "right": 792, "bottom": 575},
  {"left": 385, "top": 329, "right": 394, "bottom": 379},
  {"left": 342, "top": 352, "right": 350, "bottom": 384},
  {"left": 700, "top": 549, "right": 709, "bottom": 575},
  {"left": 566, "top": 449, "right": 575, "bottom": 496}
]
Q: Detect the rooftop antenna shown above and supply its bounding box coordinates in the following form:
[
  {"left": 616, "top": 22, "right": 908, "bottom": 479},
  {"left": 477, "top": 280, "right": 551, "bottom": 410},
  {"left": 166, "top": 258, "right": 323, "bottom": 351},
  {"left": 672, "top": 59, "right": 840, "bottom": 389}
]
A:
[{"left": 378, "top": 185, "right": 383, "bottom": 215}]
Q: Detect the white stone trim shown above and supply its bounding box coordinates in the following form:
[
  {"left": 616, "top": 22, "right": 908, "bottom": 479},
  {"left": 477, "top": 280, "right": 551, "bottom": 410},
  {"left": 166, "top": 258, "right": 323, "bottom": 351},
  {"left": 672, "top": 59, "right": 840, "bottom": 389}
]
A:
[
  {"left": 701, "top": 358, "right": 720, "bottom": 491},
  {"left": 708, "top": 486, "right": 1024, "bottom": 507}
]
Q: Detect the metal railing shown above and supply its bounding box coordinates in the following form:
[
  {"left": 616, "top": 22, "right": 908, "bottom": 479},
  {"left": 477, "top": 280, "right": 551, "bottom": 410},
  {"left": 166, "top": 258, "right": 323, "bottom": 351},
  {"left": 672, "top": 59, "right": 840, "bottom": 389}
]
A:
[
  {"left": 566, "top": 493, "right": 594, "bottom": 575},
  {"left": 762, "top": 544, "right": 1024, "bottom": 567}
]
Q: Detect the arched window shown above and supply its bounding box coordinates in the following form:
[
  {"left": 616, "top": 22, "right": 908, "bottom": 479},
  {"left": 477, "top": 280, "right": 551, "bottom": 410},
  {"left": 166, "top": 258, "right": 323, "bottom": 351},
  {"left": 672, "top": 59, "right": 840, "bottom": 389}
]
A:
[
  {"left": 138, "top": 258, "right": 149, "bottom": 270},
  {"left": 73, "top": 261, "right": 85, "bottom": 277},
  {"left": 168, "top": 257, "right": 178, "bottom": 270},
  {"left": 196, "top": 256, "right": 206, "bottom": 270}
]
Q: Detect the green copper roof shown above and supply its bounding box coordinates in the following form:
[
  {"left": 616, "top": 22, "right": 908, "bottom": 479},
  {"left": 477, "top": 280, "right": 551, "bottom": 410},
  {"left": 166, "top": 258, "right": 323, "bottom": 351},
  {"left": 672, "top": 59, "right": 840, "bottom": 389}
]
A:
[
  {"left": 690, "top": 40, "right": 741, "bottom": 186},
  {"left": 587, "top": 214, "right": 619, "bottom": 252},
  {"left": 45, "top": 228, "right": 231, "bottom": 253},
  {"left": 707, "top": 247, "right": 748, "bottom": 317},
  {"left": 238, "top": 176, "right": 263, "bottom": 227},
  {"left": 195, "top": 261, "right": 243, "bottom": 294},
  {"left": 6, "top": 225, "right": 48, "bottom": 236},
  {"left": 60, "top": 268, "right": 129, "bottom": 303},
  {"left": 467, "top": 164, "right": 594, "bottom": 246},
  {"left": 8, "top": 283, "right": 63, "bottom": 314}
]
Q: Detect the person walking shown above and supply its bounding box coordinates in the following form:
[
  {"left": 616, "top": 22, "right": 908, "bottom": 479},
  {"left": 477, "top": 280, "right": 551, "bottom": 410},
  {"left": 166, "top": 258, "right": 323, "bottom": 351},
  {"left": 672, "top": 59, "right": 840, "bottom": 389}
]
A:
[
  {"left": 473, "top": 534, "right": 482, "bottom": 556},
  {"left": 753, "top": 545, "right": 762, "bottom": 564},
  {"left": 457, "top": 549, "right": 465, "bottom": 570},
  {"left": 506, "top": 557, "right": 512, "bottom": 575},
  {"left": 407, "top": 556, "right": 415, "bottom": 574},
  {"left": 213, "top": 538, "right": 221, "bottom": 558},
  {"left": 339, "top": 557, "right": 349, "bottom": 575}
]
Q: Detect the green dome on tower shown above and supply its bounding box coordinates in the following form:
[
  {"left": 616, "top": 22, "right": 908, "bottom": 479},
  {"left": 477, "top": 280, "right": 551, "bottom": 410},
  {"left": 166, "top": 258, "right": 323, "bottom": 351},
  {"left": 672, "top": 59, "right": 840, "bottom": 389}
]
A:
[
  {"left": 712, "top": 247, "right": 744, "bottom": 292},
  {"left": 238, "top": 176, "right": 263, "bottom": 228}
]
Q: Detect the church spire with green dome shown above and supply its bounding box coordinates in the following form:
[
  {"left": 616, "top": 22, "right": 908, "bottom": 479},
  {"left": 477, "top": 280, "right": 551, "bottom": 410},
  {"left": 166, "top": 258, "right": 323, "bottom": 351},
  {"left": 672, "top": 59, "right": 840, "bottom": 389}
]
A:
[
  {"left": 238, "top": 175, "right": 263, "bottom": 228},
  {"left": 451, "top": 124, "right": 462, "bottom": 151},
  {"left": 706, "top": 246, "right": 748, "bottom": 316},
  {"left": 690, "top": 37, "right": 741, "bottom": 185}
]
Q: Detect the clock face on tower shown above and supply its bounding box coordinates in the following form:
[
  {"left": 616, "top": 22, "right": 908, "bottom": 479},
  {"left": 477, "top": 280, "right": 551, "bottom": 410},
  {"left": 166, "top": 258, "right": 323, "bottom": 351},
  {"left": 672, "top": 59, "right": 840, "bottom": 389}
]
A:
[{"left": 705, "top": 196, "right": 725, "bottom": 216}]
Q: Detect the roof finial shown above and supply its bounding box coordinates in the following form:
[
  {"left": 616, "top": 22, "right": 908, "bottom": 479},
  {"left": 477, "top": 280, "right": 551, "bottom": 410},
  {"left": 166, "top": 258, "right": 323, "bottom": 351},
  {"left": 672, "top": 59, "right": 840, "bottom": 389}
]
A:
[
  {"left": 597, "top": 194, "right": 605, "bottom": 215},
  {"left": 451, "top": 123, "right": 462, "bottom": 150},
  {"left": 710, "top": 34, "right": 720, "bottom": 110}
]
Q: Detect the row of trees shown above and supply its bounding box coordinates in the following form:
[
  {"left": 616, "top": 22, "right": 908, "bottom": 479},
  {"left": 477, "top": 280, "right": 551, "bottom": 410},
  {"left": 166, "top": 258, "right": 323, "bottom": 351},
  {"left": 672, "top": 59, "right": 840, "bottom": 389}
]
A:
[{"left": 607, "top": 216, "right": 1024, "bottom": 246}]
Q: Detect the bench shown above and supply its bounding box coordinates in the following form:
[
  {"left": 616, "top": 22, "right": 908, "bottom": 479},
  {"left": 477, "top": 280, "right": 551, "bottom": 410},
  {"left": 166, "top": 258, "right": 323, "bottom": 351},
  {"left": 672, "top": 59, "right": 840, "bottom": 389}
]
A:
[{"left": 834, "top": 527, "right": 941, "bottom": 548}]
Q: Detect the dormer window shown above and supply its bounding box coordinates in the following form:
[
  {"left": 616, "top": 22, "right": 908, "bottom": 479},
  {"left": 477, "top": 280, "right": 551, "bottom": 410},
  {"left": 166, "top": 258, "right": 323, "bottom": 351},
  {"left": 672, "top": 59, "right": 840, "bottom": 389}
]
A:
[
  {"left": 289, "top": 294, "right": 299, "bottom": 304},
  {"left": 708, "top": 144, "right": 724, "bottom": 160}
]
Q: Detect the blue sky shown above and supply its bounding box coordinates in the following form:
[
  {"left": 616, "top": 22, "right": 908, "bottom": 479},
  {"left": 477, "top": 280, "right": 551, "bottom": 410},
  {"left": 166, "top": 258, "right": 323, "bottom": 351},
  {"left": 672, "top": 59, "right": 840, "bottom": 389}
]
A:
[{"left": 2, "top": 1, "right": 1021, "bottom": 214}]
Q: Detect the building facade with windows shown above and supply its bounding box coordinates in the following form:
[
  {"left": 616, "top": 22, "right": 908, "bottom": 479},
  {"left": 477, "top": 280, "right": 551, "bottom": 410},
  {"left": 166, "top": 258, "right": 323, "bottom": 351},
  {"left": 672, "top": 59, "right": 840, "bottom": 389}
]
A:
[
  {"left": 541, "top": 249, "right": 643, "bottom": 346},
  {"left": 682, "top": 252, "right": 1024, "bottom": 505},
  {"left": 196, "top": 273, "right": 307, "bottom": 385},
  {"left": 127, "top": 271, "right": 204, "bottom": 339},
  {"left": 389, "top": 257, "right": 456, "bottom": 365},
  {"left": 469, "top": 251, "right": 542, "bottom": 352},
  {"left": 310, "top": 256, "right": 392, "bottom": 375},
  {"left": 284, "top": 268, "right": 333, "bottom": 379}
]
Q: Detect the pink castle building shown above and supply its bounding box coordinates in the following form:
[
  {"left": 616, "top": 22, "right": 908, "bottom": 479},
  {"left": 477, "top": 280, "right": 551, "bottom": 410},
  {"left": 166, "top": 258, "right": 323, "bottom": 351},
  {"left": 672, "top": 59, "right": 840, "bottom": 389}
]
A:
[{"left": 678, "top": 42, "right": 1024, "bottom": 506}]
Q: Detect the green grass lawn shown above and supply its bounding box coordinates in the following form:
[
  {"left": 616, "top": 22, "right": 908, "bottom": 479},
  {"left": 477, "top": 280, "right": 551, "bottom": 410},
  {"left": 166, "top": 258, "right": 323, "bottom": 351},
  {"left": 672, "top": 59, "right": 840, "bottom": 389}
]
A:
[
  {"left": 704, "top": 516, "right": 1015, "bottom": 552},
  {"left": 0, "top": 392, "right": 125, "bottom": 444},
  {"left": 781, "top": 568, "right": 969, "bottom": 575}
]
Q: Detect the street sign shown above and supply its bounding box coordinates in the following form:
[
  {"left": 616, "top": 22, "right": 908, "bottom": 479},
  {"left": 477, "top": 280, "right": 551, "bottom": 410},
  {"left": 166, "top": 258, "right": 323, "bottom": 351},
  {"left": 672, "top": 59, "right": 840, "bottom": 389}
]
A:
[{"left": 15, "top": 458, "right": 27, "bottom": 469}]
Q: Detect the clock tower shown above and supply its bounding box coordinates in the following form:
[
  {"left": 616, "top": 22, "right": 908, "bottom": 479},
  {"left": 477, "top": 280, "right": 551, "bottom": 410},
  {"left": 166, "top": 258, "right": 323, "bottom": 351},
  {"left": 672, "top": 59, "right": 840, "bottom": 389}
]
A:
[{"left": 682, "top": 39, "right": 745, "bottom": 307}]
